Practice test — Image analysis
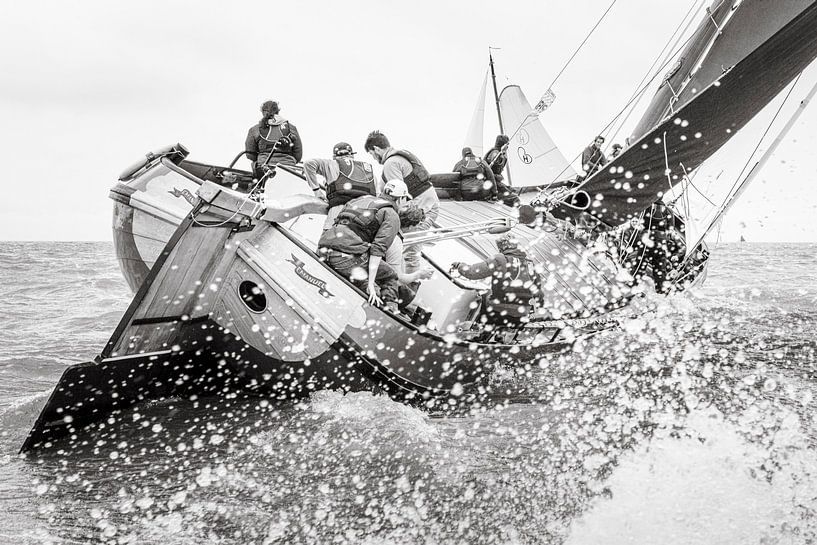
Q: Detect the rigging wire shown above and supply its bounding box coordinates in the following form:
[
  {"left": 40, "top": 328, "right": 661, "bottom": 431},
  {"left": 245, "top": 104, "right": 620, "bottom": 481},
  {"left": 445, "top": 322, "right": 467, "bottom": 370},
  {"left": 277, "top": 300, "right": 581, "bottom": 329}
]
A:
[
  {"left": 715, "top": 73, "right": 802, "bottom": 219},
  {"left": 669, "top": 72, "right": 804, "bottom": 287},
  {"left": 607, "top": 0, "right": 705, "bottom": 146},
  {"left": 506, "top": 0, "right": 619, "bottom": 143},
  {"left": 535, "top": 21, "right": 716, "bottom": 194},
  {"left": 546, "top": 0, "right": 618, "bottom": 91}
]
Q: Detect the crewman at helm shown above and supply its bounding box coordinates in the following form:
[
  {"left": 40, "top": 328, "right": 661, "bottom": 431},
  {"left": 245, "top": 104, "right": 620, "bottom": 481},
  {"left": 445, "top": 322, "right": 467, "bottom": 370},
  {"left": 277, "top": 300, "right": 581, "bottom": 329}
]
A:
[
  {"left": 451, "top": 147, "right": 498, "bottom": 201},
  {"left": 245, "top": 100, "right": 303, "bottom": 179},
  {"left": 318, "top": 179, "right": 412, "bottom": 313},
  {"left": 449, "top": 234, "right": 544, "bottom": 328},
  {"left": 303, "top": 142, "right": 378, "bottom": 229},
  {"left": 365, "top": 130, "right": 439, "bottom": 274}
]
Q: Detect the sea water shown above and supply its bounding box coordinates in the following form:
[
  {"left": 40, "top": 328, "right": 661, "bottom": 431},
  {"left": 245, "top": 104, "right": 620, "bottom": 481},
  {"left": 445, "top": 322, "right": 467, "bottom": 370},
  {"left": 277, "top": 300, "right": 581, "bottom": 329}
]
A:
[{"left": 0, "top": 242, "right": 815, "bottom": 544}]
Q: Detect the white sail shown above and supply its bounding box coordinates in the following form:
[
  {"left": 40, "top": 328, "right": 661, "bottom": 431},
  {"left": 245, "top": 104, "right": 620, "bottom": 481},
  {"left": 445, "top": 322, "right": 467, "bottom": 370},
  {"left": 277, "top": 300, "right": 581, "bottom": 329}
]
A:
[
  {"left": 498, "top": 85, "right": 577, "bottom": 187},
  {"left": 463, "top": 70, "right": 489, "bottom": 157}
]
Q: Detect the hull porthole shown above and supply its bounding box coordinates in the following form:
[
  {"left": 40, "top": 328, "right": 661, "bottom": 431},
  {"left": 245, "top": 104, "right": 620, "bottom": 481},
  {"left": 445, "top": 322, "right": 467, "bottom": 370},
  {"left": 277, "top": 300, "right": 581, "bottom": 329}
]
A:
[{"left": 239, "top": 280, "right": 267, "bottom": 313}]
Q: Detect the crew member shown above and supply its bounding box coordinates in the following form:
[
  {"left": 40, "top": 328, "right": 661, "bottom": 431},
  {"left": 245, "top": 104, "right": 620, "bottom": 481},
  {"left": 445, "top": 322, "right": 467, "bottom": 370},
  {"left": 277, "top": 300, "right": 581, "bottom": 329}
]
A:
[
  {"left": 245, "top": 100, "right": 303, "bottom": 178},
  {"left": 625, "top": 200, "right": 684, "bottom": 293},
  {"left": 452, "top": 147, "right": 497, "bottom": 201},
  {"left": 384, "top": 205, "right": 434, "bottom": 309},
  {"left": 581, "top": 135, "right": 607, "bottom": 177},
  {"left": 318, "top": 179, "right": 411, "bottom": 312},
  {"left": 484, "top": 135, "right": 519, "bottom": 206},
  {"left": 450, "top": 235, "right": 543, "bottom": 327},
  {"left": 303, "top": 142, "right": 377, "bottom": 229},
  {"left": 609, "top": 143, "right": 623, "bottom": 159},
  {"left": 364, "top": 130, "right": 438, "bottom": 273}
]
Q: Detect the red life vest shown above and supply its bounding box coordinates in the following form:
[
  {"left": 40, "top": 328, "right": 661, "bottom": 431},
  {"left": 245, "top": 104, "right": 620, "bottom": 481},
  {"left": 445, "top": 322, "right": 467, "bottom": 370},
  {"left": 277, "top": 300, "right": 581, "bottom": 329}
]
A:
[{"left": 326, "top": 158, "right": 376, "bottom": 208}]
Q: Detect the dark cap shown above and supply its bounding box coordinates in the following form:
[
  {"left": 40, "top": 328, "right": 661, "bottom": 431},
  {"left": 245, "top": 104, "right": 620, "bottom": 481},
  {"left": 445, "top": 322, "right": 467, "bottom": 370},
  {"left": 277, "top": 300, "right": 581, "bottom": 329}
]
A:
[
  {"left": 333, "top": 142, "right": 355, "bottom": 157},
  {"left": 261, "top": 100, "right": 279, "bottom": 115},
  {"left": 462, "top": 147, "right": 474, "bottom": 157}
]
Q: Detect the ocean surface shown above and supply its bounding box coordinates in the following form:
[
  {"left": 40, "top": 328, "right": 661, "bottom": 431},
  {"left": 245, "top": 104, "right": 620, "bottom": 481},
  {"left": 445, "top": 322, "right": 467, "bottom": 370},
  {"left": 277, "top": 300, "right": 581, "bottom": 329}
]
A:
[{"left": 0, "top": 241, "right": 815, "bottom": 544}]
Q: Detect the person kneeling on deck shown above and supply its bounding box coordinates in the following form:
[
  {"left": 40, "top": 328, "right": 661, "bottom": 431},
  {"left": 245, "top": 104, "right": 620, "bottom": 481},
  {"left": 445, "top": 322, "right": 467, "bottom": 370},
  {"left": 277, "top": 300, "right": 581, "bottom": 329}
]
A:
[
  {"left": 245, "top": 100, "right": 303, "bottom": 179},
  {"left": 452, "top": 147, "right": 497, "bottom": 201},
  {"left": 484, "top": 135, "right": 520, "bottom": 207},
  {"left": 364, "top": 130, "right": 439, "bottom": 274},
  {"left": 303, "top": 142, "right": 377, "bottom": 229},
  {"left": 449, "top": 235, "right": 543, "bottom": 328},
  {"left": 318, "top": 180, "right": 412, "bottom": 312}
]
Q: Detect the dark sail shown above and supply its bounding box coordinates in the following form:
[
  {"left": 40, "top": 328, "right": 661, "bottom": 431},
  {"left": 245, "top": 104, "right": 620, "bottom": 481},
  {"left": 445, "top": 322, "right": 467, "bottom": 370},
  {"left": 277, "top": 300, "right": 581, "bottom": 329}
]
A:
[
  {"left": 630, "top": 0, "right": 733, "bottom": 141},
  {"left": 553, "top": 2, "right": 817, "bottom": 225},
  {"left": 676, "top": 0, "right": 814, "bottom": 109}
]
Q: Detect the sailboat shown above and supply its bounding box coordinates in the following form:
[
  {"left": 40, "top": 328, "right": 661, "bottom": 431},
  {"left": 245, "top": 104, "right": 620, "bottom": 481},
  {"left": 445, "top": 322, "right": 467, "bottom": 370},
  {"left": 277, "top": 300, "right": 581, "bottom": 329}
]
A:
[{"left": 21, "top": 1, "right": 817, "bottom": 452}]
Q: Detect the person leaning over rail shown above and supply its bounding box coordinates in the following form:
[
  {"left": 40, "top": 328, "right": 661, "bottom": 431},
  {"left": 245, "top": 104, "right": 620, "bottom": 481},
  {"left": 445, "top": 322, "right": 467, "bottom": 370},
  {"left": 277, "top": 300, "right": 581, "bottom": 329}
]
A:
[
  {"left": 245, "top": 100, "right": 303, "bottom": 179},
  {"left": 449, "top": 234, "right": 544, "bottom": 328},
  {"left": 364, "top": 130, "right": 438, "bottom": 274},
  {"left": 303, "top": 142, "right": 378, "bottom": 229},
  {"left": 318, "top": 179, "right": 412, "bottom": 312}
]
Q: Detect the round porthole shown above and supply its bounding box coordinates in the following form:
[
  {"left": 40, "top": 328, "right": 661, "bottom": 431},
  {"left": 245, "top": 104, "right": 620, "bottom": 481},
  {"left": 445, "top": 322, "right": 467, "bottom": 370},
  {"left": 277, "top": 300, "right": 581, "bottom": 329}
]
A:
[{"left": 238, "top": 280, "right": 267, "bottom": 313}]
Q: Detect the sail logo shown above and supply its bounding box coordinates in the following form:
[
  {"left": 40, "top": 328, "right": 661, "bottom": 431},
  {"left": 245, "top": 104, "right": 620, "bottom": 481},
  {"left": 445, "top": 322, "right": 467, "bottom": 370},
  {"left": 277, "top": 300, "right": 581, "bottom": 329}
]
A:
[
  {"left": 287, "top": 254, "right": 334, "bottom": 299},
  {"left": 168, "top": 187, "right": 198, "bottom": 206}
]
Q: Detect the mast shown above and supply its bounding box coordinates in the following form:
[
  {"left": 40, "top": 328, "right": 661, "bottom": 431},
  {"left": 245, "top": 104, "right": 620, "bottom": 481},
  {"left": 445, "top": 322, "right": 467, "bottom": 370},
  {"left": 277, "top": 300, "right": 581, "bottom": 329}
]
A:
[
  {"left": 489, "top": 50, "right": 504, "bottom": 134},
  {"left": 489, "top": 49, "right": 513, "bottom": 186}
]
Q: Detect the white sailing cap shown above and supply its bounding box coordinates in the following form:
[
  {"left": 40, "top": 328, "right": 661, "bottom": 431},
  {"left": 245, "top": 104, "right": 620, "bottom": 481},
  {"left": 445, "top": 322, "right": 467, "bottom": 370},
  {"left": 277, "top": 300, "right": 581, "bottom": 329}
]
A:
[{"left": 383, "top": 179, "right": 412, "bottom": 199}]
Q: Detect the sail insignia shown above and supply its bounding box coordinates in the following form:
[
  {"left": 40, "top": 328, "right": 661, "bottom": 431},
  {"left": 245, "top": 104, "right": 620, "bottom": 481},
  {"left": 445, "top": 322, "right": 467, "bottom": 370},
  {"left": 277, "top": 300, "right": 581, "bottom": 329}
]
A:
[{"left": 498, "top": 85, "right": 577, "bottom": 187}]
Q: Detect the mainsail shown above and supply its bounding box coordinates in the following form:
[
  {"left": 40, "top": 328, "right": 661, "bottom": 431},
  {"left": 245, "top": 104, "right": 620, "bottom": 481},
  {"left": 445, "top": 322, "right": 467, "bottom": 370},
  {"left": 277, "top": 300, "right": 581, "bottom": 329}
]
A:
[
  {"left": 498, "top": 85, "right": 577, "bottom": 187},
  {"left": 553, "top": 2, "right": 817, "bottom": 225},
  {"left": 675, "top": 0, "right": 814, "bottom": 109},
  {"left": 630, "top": 0, "right": 734, "bottom": 141},
  {"left": 464, "top": 70, "right": 489, "bottom": 157}
]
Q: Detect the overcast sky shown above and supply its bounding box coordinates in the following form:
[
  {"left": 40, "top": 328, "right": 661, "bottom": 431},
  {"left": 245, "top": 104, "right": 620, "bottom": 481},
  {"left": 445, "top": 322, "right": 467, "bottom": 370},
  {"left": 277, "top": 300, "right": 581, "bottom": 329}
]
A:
[{"left": 1, "top": 0, "right": 816, "bottom": 242}]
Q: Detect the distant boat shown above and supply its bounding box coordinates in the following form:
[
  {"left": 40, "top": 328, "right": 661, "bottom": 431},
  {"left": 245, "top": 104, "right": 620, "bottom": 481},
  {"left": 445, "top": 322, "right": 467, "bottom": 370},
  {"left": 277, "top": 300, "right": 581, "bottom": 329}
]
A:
[{"left": 740, "top": 235, "right": 747, "bottom": 242}]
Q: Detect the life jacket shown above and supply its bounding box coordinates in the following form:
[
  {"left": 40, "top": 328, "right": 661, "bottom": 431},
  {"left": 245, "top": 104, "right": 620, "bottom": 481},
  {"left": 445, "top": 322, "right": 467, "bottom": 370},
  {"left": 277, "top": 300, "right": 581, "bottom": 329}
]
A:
[
  {"left": 256, "top": 118, "right": 295, "bottom": 156},
  {"left": 485, "top": 148, "right": 507, "bottom": 176},
  {"left": 458, "top": 156, "right": 482, "bottom": 178},
  {"left": 381, "top": 149, "right": 432, "bottom": 197},
  {"left": 488, "top": 256, "right": 542, "bottom": 322},
  {"left": 457, "top": 157, "right": 493, "bottom": 200},
  {"left": 335, "top": 195, "right": 395, "bottom": 243},
  {"left": 326, "top": 158, "right": 376, "bottom": 208}
]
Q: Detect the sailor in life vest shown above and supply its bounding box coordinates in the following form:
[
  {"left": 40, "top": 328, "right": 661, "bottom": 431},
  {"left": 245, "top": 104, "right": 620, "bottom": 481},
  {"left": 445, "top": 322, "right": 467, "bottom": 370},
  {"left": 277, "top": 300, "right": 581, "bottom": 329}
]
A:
[
  {"left": 364, "top": 130, "right": 439, "bottom": 274},
  {"left": 245, "top": 100, "right": 303, "bottom": 178},
  {"left": 303, "top": 142, "right": 377, "bottom": 229},
  {"left": 452, "top": 147, "right": 497, "bottom": 201},
  {"left": 318, "top": 180, "right": 412, "bottom": 312},
  {"left": 484, "top": 135, "right": 520, "bottom": 207},
  {"left": 449, "top": 234, "right": 544, "bottom": 327}
]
